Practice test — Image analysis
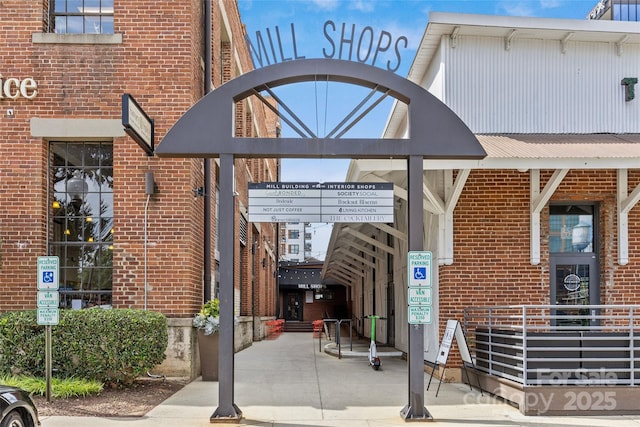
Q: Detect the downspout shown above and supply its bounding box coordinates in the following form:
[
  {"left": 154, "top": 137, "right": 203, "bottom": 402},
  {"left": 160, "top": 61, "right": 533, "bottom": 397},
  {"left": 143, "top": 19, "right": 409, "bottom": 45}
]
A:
[
  {"left": 203, "top": 0, "right": 213, "bottom": 302},
  {"left": 144, "top": 193, "right": 150, "bottom": 310},
  {"left": 144, "top": 145, "right": 155, "bottom": 310},
  {"left": 252, "top": 240, "right": 257, "bottom": 340}
]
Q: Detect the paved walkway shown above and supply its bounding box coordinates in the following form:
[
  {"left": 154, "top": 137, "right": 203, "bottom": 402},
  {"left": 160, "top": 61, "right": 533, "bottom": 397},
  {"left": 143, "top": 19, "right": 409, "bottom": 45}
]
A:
[{"left": 41, "top": 332, "right": 640, "bottom": 426}]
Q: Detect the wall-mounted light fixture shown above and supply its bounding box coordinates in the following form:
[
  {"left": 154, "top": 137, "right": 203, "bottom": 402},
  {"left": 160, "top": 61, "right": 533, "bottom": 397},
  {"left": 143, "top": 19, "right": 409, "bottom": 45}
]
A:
[{"left": 192, "top": 187, "right": 205, "bottom": 197}]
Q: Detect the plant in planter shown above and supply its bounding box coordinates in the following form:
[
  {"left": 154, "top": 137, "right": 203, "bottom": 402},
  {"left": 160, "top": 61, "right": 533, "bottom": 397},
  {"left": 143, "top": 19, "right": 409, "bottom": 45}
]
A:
[
  {"left": 192, "top": 298, "right": 220, "bottom": 336},
  {"left": 193, "top": 298, "right": 220, "bottom": 381}
]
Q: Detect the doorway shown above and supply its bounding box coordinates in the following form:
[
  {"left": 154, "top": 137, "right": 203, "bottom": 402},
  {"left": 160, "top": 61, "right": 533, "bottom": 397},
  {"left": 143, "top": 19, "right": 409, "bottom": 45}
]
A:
[
  {"left": 284, "top": 291, "right": 303, "bottom": 321},
  {"left": 549, "top": 204, "right": 600, "bottom": 326}
]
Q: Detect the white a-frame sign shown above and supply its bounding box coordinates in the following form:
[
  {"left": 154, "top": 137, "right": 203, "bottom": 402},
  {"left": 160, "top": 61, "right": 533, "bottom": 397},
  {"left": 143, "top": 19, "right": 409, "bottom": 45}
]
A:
[{"left": 428, "top": 319, "right": 482, "bottom": 397}]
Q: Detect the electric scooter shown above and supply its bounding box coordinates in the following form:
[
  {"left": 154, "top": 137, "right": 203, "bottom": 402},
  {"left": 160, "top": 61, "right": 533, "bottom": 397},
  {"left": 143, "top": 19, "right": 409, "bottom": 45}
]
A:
[{"left": 365, "top": 315, "right": 386, "bottom": 370}]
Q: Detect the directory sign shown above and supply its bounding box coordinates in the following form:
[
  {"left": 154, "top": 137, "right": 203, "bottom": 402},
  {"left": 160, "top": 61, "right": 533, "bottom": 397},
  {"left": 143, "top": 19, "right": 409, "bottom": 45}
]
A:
[
  {"left": 248, "top": 182, "right": 394, "bottom": 223},
  {"left": 248, "top": 182, "right": 322, "bottom": 223},
  {"left": 320, "top": 182, "right": 394, "bottom": 223}
]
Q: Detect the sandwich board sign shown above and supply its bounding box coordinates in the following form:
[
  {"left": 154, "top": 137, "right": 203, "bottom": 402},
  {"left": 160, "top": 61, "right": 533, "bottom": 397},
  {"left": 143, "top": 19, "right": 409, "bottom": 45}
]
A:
[
  {"left": 428, "top": 319, "right": 482, "bottom": 397},
  {"left": 436, "top": 319, "right": 472, "bottom": 365}
]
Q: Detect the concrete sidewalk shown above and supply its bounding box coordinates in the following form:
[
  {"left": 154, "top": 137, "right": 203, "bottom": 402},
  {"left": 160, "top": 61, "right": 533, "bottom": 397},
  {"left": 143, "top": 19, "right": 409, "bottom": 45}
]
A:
[{"left": 41, "top": 333, "right": 640, "bottom": 426}]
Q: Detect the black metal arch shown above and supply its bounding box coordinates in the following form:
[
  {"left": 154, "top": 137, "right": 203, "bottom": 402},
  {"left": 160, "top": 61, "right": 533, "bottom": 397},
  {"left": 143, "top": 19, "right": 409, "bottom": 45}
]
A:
[
  {"left": 155, "top": 58, "right": 485, "bottom": 159},
  {"left": 154, "top": 58, "right": 486, "bottom": 422}
]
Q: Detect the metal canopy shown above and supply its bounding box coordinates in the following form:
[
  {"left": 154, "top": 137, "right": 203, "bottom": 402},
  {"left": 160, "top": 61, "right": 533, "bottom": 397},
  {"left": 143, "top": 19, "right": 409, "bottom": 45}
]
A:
[{"left": 154, "top": 59, "right": 485, "bottom": 159}]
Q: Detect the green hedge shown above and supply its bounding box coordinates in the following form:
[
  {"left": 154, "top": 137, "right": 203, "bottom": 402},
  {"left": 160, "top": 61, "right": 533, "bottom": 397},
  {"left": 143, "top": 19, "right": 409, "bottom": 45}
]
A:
[{"left": 0, "top": 309, "right": 167, "bottom": 386}]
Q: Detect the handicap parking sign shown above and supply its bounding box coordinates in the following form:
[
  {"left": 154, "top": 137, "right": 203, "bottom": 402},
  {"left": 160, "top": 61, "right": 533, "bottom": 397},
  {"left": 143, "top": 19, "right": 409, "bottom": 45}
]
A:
[
  {"left": 37, "top": 256, "right": 59, "bottom": 290},
  {"left": 408, "top": 251, "right": 431, "bottom": 287}
]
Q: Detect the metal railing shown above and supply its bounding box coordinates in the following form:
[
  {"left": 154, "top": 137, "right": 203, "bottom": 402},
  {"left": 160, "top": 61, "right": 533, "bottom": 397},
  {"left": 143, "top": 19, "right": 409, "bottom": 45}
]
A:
[
  {"left": 463, "top": 305, "right": 640, "bottom": 386},
  {"left": 318, "top": 318, "right": 353, "bottom": 357}
]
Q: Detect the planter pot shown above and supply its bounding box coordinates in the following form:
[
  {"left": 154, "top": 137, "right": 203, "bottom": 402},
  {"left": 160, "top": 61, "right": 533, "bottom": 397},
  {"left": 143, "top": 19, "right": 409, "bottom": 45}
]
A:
[{"left": 197, "top": 329, "right": 219, "bottom": 381}]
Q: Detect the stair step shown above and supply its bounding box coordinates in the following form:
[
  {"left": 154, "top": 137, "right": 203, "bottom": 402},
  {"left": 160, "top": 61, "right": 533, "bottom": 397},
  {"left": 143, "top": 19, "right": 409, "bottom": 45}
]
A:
[{"left": 283, "top": 321, "right": 314, "bottom": 332}]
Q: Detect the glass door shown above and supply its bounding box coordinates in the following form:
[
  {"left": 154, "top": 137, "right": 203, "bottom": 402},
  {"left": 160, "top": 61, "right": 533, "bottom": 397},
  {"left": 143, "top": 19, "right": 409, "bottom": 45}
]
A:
[
  {"left": 549, "top": 205, "right": 599, "bottom": 327},
  {"left": 284, "top": 291, "right": 303, "bottom": 321}
]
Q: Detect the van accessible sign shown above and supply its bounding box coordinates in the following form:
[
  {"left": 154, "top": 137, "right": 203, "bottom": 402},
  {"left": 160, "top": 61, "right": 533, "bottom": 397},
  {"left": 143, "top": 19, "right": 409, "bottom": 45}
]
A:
[
  {"left": 248, "top": 182, "right": 394, "bottom": 223},
  {"left": 245, "top": 21, "right": 408, "bottom": 72}
]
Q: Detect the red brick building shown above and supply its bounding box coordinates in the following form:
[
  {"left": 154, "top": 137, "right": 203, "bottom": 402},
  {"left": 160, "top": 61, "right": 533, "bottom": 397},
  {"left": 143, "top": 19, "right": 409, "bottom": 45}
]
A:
[{"left": 0, "top": 0, "right": 278, "bottom": 377}]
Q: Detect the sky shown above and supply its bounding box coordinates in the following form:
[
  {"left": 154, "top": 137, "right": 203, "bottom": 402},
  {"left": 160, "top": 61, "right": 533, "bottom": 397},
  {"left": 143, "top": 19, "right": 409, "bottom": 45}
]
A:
[{"left": 237, "top": 0, "right": 600, "bottom": 259}]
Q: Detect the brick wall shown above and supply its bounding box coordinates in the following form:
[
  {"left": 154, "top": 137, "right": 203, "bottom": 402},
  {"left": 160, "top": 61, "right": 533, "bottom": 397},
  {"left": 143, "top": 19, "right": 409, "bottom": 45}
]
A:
[
  {"left": 439, "top": 168, "right": 640, "bottom": 367},
  {"left": 302, "top": 287, "right": 348, "bottom": 321},
  {"left": 0, "top": 0, "right": 277, "bottom": 321}
]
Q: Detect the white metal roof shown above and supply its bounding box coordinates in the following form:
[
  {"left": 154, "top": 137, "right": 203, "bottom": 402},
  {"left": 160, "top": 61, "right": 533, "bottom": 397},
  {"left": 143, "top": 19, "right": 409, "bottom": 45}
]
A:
[
  {"left": 385, "top": 12, "right": 640, "bottom": 138},
  {"left": 350, "top": 134, "right": 640, "bottom": 172},
  {"left": 408, "top": 12, "right": 640, "bottom": 84},
  {"left": 479, "top": 133, "right": 640, "bottom": 157}
]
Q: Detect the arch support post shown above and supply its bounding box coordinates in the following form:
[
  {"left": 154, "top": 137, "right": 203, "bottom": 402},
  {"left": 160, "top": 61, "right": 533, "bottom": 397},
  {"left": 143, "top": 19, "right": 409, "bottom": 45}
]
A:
[
  {"left": 400, "top": 155, "right": 432, "bottom": 421},
  {"left": 211, "top": 153, "right": 242, "bottom": 422}
]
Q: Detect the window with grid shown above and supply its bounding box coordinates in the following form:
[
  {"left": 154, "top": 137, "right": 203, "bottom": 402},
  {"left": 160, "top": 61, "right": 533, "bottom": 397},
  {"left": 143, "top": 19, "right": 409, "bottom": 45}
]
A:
[
  {"left": 50, "top": 0, "right": 114, "bottom": 34},
  {"left": 50, "top": 142, "right": 113, "bottom": 308}
]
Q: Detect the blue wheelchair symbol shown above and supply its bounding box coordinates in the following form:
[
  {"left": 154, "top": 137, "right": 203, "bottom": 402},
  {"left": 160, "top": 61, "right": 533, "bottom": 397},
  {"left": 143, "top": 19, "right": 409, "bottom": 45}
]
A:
[
  {"left": 42, "top": 271, "right": 54, "bottom": 283},
  {"left": 413, "top": 267, "right": 426, "bottom": 280}
]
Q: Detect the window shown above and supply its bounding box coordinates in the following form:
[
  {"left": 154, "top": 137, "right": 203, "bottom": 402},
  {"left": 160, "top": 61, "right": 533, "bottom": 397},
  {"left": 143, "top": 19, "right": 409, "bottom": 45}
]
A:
[
  {"left": 288, "top": 244, "right": 299, "bottom": 254},
  {"left": 239, "top": 216, "right": 248, "bottom": 246},
  {"left": 50, "top": 142, "right": 113, "bottom": 308},
  {"left": 50, "top": 0, "right": 114, "bottom": 34},
  {"left": 612, "top": 0, "right": 640, "bottom": 20},
  {"left": 314, "top": 290, "right": 334, "bottom": 301},
  {"left": 549, "top": 205, "right": 594, "bottom": 253},
  {"left": 288, "top": 230, "right": 299, "bottom": 239}
]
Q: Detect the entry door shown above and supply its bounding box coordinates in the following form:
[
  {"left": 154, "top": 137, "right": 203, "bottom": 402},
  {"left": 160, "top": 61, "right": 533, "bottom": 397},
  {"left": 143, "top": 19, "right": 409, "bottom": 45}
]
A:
[
  {"left": 284, "top": 291, "right": 303, "bottom": 321},
  {"left": 549, "top": 205, "right": 599, "bottom": 327}
]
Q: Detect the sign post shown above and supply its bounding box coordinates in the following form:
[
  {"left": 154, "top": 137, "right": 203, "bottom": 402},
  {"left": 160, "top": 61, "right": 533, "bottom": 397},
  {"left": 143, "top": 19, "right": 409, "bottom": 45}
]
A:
[{"left": 37, "top": 256, "right": 59, "bottom": 402}]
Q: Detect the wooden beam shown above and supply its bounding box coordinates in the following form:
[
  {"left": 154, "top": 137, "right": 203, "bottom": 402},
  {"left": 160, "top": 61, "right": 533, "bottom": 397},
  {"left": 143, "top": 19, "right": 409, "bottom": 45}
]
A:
[
  {"left": 335, "top": 247, "right": 377, "bottom": 268},
  {"left": 343, "top": 228, "right": 394, "bottom": 254},
  {"left": 530, "top": 169, "right": 569, "bottom": 265}
]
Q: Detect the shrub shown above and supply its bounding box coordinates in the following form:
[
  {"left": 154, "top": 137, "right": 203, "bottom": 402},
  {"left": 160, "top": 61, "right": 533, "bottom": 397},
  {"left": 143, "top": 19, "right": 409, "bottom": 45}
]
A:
[{"left": 0, "top": 309, "right": 167, "bottom": 386}]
